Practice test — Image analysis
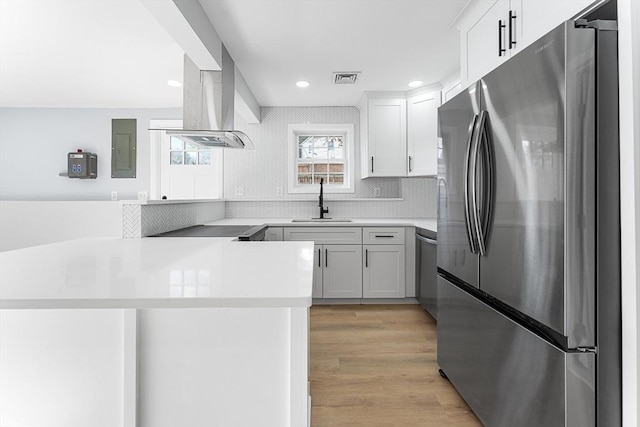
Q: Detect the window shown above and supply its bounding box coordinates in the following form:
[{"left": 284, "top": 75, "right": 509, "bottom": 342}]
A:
[
  {"left": 288, "top": 124, "right": 355, "bottom": 193},
  {"left": 169, "top": 137, "right": 211, "bottom": 165}
]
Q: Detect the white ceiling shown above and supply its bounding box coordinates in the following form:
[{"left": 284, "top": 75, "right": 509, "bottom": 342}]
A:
[
  {"left": 0, "top": 0, "right": 184, "bottom": 108},
  {"left": 200, "top": 0, "right": 466, "bottom": 106},
  {"left": 0, "top": 0, "right": 466, "bottom": 108}
]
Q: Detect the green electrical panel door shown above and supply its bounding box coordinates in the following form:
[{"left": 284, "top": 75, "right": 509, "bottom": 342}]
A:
[{"left": 111, "top": 119, "right": 137, "bottom": 178}]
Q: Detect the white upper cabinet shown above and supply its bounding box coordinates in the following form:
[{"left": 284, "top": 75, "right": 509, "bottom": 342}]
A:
[
  {"left": 465, "top": 0, "right": 521, "bottom": 84},
  {"left": 359, "top": 90, "right": 441, "bottom": 178},
  {"left": 407, "top": 91, "right": 441, "bottom": 176},
  {"left": 460, "top": 0, "right": 601, "bottom": 86},
  {"left": 359, "top": 94, "right": 407, "bottom": 178}
]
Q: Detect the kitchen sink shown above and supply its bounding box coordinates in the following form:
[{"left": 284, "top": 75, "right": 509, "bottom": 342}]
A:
[{"left": 291, "top": 218, "right": 352, "bottom": 222}]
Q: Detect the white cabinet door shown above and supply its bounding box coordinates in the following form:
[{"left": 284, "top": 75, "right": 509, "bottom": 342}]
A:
[
  {"left": 363, "top": 245, "right": 406, "bottom": 298},
  {"left": 364, "top": 97, "right": 407, "bottom": 177},
  {"left": 407, "top": 92, "right": 441, "bottom": 176},
  {"left": 466, "top": 0, "right": 511, "bottom": 83},
  {"left": 313, "top": 245, "right": 323, "bottom": 298},
  {"left": 322, "top": 244, "right": 363, "bottom": 298}
]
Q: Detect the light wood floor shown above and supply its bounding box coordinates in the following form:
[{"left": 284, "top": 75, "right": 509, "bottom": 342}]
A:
[{"left": 309, "top": 304, "right": 482, "bottom": 426}]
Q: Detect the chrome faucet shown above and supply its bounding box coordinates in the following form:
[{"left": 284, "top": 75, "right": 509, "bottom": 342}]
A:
[{"left": 318, "top": 178, "right": 329, "bottom": 219}]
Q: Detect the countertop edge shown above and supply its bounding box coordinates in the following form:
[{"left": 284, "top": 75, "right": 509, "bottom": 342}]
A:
[
  {"left": 203, "top": 218, "right": 437, "bottom": 233},
  {"left": 0, "top": 296, "right": 313, "bottom": 310}
]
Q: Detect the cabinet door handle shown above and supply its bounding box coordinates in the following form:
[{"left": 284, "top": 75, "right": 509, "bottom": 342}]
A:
[
  {"left": 371, "top": 156, "right": 374, "bottom": 173},
  {"left": 325, "top": 248, "right": 328, "bottom": 267},
  {"left": 374, "top": 235, "right": 395, "bottom": 238},
  {"left": 408, "top": 155, "right": 413, "bottom": 172},
  {"left": 509, "top": 10, "right": 517, "bottom": 49},
  {"left": 318, "top": 248, "right": 321, "bottom": 267},
  {"left": 365, "top": 249, "right": 368, "bottom": 267},
  {"left": 498, "top": 19, "right": 506, "bottom": 57}
]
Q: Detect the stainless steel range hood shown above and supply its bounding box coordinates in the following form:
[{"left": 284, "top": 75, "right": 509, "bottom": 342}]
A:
[{"left": 156, "top": 46, "right": 255, "bottom": 149}]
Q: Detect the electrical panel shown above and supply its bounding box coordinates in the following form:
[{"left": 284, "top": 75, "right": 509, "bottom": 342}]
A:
[{"left": 68, "top": 150, "right": 97, "bottom": 179}]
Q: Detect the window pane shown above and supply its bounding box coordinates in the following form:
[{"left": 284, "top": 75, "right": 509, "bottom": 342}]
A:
[
  {"left": 313, "top": 163, "right": 327, "bottom": 173},
  {"left": 198, "top": 151, "right": 211, "bottom": 165},
  {"left": 298, "top": 174, "right": 312, "bottom": 185},
  {"left": 170, "top": 151, "right": 183, "bottom": 165},
  {"left": 170, "top": 137, "right": 184, "bottom": 151},
  {"left": 298, "top": 163, "right": 311, "bottom": 173},
  {"left": 329, "top": 163, "right": 344, "bottom": 172},
  {"left": 185, "top": 151, "right": 198, "bottom": 165},
  {"left": 313, "top": 175, "right": 327, "bottom": 184},
  {"left": 314, "top": 145, "right": 328, "bottom": 159},
  {"left": 298, "top": 136, "right": 314, "bottom": 159},
  {"left": 329, "top": 174, "right": 344, "bottom": 184},
  {"left": 185, "top": 142, "right": 198, "bottom": 150},
  {"left": 328, "top": 136, "right": 344, "bottom": 159}
]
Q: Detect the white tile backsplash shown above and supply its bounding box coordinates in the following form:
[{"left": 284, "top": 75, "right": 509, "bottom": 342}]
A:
[
  {"left": 122, "top": 201, "right": 225, "bottom": 238},
  {"left": 226, "top": 177, "right": 437, "bottom": 219}
]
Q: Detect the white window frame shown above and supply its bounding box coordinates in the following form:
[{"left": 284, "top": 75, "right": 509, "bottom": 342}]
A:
[{"left": 287, "top": 123, "right": 355, "bottom": 194}]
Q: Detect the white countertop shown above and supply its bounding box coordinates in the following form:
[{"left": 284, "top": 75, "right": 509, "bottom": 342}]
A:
[
  {"left": 205, "top": 218, "right": 437, "bottom": 232},
  {"left": 0, "top": 238, "right": 314, "bottom": 309}
]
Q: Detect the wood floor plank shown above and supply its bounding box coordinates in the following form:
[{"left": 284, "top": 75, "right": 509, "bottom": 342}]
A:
[{"left": 310, "top": 304, "right": 481, "bottom": 426}]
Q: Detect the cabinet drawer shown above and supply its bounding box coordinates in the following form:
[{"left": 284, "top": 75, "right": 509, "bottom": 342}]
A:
[
  {"left": 362, "top": 227, "right": 405, "bottom": 244},
  {"left": 283, "top": 227, "right": 362, "bottom": 245}
]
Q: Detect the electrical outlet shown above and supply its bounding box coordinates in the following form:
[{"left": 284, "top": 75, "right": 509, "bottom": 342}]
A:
[
  {"left": 111, "top": 191, "right": 118, "bottom": 201},
  {"left": 234, "top": 187, "right": 244, "bottom": 197},
  {"left": 138, "top": 191, "right": 148, "bottom": 202},
  {"left": 374, "top": 187, "right": 381, "bottom": 197},
  {"left": 276, "top": 187, "right": 284, "bottom": 196}
]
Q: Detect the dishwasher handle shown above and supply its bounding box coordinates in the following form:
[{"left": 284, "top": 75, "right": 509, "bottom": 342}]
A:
[{"left": 416, "top": 234, "right": 437, "bottom": 245}]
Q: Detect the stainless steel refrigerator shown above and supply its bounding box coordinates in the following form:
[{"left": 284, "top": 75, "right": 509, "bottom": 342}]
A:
[{"left": 436, "top": 20, "right": 620, "bottom": 426}]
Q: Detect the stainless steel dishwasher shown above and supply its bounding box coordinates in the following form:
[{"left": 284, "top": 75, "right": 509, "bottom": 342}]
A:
[{"left": 416, "top": 228, "right": 437, "bottom": 319}]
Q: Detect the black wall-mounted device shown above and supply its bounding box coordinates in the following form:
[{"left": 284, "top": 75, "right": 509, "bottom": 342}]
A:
[{"left": 68, "top": 150, "right": 97, "bottom": 179}]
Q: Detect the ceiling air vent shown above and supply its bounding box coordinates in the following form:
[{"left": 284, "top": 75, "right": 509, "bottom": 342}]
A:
[{"left": 333, "top": 72, "right": 360, "bottom": 84}]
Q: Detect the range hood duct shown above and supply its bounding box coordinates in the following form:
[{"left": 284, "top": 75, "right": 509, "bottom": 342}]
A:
[{"left": 160, "top": 47, "right": 254, "bottom": 149}]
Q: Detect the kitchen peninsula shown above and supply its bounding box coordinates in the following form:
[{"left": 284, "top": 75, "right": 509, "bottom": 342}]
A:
[{"left": 0, "top": 237, "right": 314, "bottom": 427}]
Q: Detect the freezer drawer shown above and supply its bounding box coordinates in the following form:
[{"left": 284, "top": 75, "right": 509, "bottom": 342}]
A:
[{"left": 437, "top": 276, "right": 595, "bottom": 427}]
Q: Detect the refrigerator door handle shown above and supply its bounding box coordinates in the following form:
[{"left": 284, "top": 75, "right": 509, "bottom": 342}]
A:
[
  {"left": 472, "top": 111, "right": 495, "bottom": 256},
  {"left": 470, "top": 111, "right": 485, "bottom": 255},
  {"left": 464, "top": 114, "right": 480, "bottom": 254}
]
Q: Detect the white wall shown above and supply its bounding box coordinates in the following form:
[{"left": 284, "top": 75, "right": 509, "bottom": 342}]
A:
[
  {"left": 0, "top": 201, "right": 122, "bottom": 251},
  {"left": 0, "top": 107, "right": 181, "bottom": 201},
  {"left": 618, "top": 0, "right": 640, "bottom": 425}
]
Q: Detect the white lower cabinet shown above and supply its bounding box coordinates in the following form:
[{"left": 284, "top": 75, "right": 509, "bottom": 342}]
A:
[
  {"left": 363, "top": 245, "right": 406, "bottom": 298},
  {"left": 322, "top": 244, "right": 363, "bottom": 298},
  {"left": 285, "top": 226, "right": 407, "bottom": 299}
]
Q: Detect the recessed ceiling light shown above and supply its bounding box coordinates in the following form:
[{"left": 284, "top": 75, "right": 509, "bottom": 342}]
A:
[
  {"left": 408, "top": 80, "right": 423, "bottom": 88},
  {"left": 167, "top": 80, "right": 182, "bottom": 87},
  {"left": 296, "top": 80, "right": 310, "bottom": 88}
]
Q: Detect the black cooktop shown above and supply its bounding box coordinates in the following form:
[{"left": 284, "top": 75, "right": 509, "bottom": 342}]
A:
[{"left": 151, "top": 225, "right": 256, "bottom": 238}]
